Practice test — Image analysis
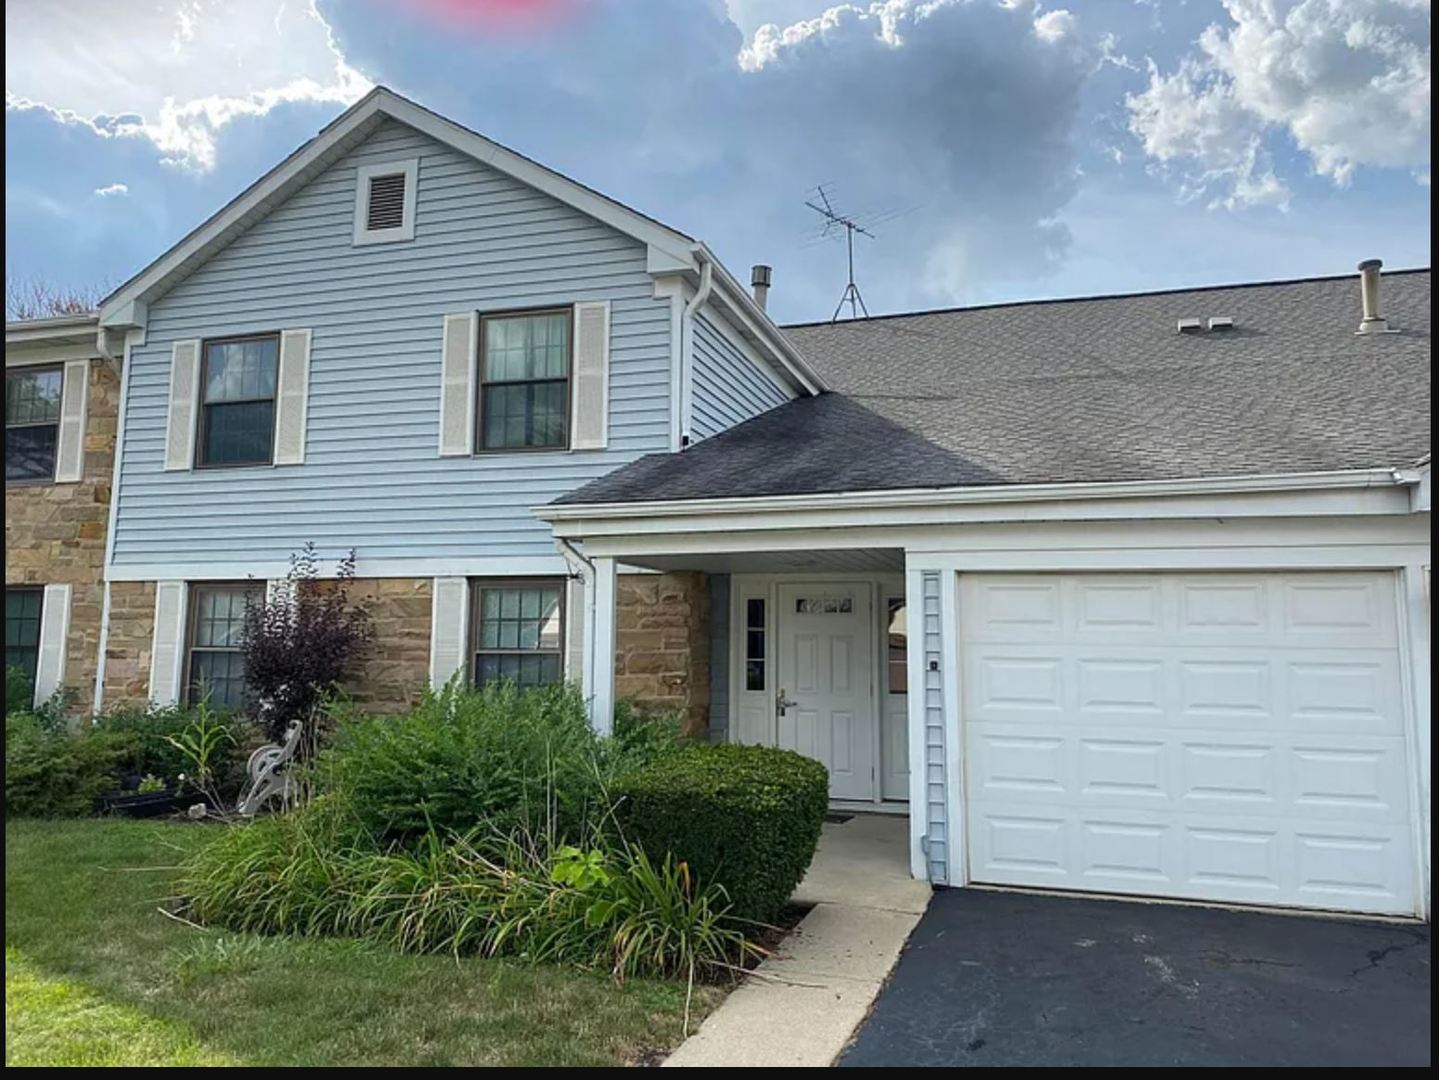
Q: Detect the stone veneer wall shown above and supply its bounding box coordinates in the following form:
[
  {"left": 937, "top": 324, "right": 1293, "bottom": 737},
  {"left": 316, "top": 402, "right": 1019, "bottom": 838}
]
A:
[
  {"left": 101, "top": 580, "right": 157, "bottom": 710},
  {"left": 341, "top": 578, "right": 432, "bottom": 714},
  {"left": 4, "top": 359, "right": 118, "bottom": 713},
  {"left": 615, "top": 571, "right": 711, "bottom": 736}
]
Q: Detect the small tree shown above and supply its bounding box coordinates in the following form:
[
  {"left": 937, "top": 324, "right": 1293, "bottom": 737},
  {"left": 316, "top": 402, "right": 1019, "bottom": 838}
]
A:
[{"left": 241, "top": 544, "right": 374, "bottom": 745}]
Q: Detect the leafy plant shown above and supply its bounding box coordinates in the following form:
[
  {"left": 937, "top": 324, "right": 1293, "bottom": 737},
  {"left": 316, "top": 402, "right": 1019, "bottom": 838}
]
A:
[
  {"left": 96, "top": 704, "right": 243, "bottom": 787},
  {"left": 241, "top": 544, "right": 374, "bottom": 743},
  {"left": 4, "top": 713, "right": 131, "bottom": 817},
  {"left": 136, "top": 773, "right": 166, "bottom": 794},
  {"left": 5, "top": 666, "right": 33, "bottom": 717},
  {"left": 613, "top": 743, "right": 829, "bottom": 924}
]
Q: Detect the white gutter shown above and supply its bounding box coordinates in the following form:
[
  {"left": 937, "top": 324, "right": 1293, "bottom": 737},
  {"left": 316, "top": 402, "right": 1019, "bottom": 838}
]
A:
[
  {"left": 91, "top": 581, "right": 111, "bottom": 718},
  {"left": 678, "top": 252, "right": 714, "bottom": 446},
  {"left": 553, "top": 537, "right": 597, "bottom": 702},
  {"left": 535, "top": 467, "right": 1414, "bottom": 523}
]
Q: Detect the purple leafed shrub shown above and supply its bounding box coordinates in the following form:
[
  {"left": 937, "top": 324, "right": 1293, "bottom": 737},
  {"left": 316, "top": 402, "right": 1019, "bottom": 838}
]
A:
[{"left": 241, "top": 544, "right": 374, "bottom": 743}]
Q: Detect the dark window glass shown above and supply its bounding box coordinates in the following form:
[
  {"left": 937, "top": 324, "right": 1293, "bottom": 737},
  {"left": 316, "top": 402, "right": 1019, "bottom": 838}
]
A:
[
  {"left": 886, "top": 597, "right": 908, "bottom": 695},
  {"left": 5, "top": 588, "right": 44, "bottom": 688},
  {"left": 479, "top": 311, "right": 569, "bottom": 450},
  {"left": 187, "top": 584, "right": 260, "bottom": 709},
  {"left": 473, "top": 582, "right": 564, "bottom": 690},
  {"left": 5, "top": 368, "right": 62, "bottom": 482},
  {"left": 199, "top": 337, "right": 277, "bottom": 467},
  {"left": 744, "top": 598, "right": 766, "bottom": 692}
]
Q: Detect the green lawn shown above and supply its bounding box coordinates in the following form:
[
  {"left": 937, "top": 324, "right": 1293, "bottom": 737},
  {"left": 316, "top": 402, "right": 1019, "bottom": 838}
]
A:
[{"left": 5, "top": 819, "right": 720, "bottom": 1067}]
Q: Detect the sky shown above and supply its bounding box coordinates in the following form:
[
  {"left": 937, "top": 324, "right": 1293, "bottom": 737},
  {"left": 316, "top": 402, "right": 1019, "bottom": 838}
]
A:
[{"left": 4, "top": 0, "right": 1432, "bottom": 325}]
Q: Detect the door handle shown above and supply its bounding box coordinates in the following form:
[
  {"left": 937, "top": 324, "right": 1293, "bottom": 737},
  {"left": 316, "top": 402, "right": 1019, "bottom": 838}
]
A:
[{"left": 776, "top": 688, "right": 798, "bottom": 715}]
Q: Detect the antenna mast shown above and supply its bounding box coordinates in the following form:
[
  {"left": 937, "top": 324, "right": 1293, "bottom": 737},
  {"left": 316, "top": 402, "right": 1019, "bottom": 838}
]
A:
[{"left": 805, "top": 184, "right": 874, "bottom": 321}]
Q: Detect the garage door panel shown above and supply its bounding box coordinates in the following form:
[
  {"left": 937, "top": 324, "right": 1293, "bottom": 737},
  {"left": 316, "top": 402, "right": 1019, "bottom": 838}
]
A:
[{"left": 961, "top": 571, "right": 1417, "bottom": 916}]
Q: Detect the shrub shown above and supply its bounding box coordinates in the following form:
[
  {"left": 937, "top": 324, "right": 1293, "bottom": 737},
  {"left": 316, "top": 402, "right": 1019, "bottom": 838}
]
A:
[
  {"left": 241, "top": 544, "right": 374, "bottom": 743},
  {"left": 95, "top": 704, "right": 247, "bottom": 793},
  {"left": 182, "top": 807, "right": 755, "bottom": 983},
  {"left": 6, "top": 667, "right": 33, "bottom": 717},
  {"left": 613, "top": 744, "right": 829, "bottom": 924},
  {"left": 321, "top": 680, "right": 611, "bottom": 846},
  {"left": 4, "top": 713, "right": 132, "bottom": 817}
]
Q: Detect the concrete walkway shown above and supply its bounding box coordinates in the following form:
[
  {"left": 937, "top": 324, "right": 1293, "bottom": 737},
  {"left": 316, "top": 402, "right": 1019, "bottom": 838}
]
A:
[{"left": 664, "top": 815, "right": 929, "bottom": 1068}]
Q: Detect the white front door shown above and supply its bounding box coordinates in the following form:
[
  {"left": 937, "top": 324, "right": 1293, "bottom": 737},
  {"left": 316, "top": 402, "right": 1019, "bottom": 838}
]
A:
[{"left": 776, "top": 582, "right": 876, "bottom": 801}]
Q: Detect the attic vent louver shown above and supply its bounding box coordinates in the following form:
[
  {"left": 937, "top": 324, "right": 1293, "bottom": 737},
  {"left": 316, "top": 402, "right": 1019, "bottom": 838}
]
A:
[
  {"left": 1208, "top": 316, "right": 1235, "bottom": 330},
  {"left": 366, "top": 173, "right": 407, "bottom": 231},
  {"left": 1176, "top": 317, "right": 1203, "bottom": 334}
]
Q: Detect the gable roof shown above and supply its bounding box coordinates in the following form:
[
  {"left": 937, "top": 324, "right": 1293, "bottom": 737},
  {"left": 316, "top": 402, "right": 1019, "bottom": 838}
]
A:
[
  {"left": 555, "top": 268, "right": 1432, "bottom": 504},
  {"left": 99, "top": 86, "right": 698, "bottom": 327}
]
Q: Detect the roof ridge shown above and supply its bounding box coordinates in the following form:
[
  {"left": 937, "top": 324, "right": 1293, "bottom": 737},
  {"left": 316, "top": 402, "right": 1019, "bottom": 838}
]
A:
[{"left": 780, "top": 266, "right": 1433, "bottom": 330}]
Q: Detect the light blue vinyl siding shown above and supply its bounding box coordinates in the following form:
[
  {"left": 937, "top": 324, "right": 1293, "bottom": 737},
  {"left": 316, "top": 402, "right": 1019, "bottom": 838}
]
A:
[
  {"left": 113, "top": 120, "right": 673, "bottom": 567},
  {"left": 922, "top": 570, "right": 948, "bottom": 884},
  {"left": 708, "top": 573, "right": 730, "bottom": 741},
  {"left": 689, "top": 311, "right": 791, "bottom": 441}
]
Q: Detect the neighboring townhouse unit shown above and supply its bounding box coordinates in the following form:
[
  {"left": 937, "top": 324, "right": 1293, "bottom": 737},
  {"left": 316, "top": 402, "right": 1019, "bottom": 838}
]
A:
[
  {"left": 3, "top": 86, "right": 1430, "bottom": 922},
  {"left": 5, "top": 315, "right": 115, "bottom": 711}
]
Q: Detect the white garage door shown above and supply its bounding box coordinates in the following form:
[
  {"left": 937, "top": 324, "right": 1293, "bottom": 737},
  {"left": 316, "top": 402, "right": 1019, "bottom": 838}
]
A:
[{"left": 961, "top": 572, "right": 1418, "bottom": 916}]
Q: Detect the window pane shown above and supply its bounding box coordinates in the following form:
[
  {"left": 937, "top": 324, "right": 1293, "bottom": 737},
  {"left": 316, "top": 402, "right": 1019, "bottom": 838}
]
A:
[
  {"left": 189, "top": 649, "right": 249, "bottom": 710},
  {"left": 746, "top": 598, "right": 765, "bottom": 629},
  {"left": 745, "top": 630, "right": 765, "bottom": 661},
  {"left": 194, "top": 586, "right": 256, "bottom": 648},
  {"left": 203, "top": 401, "right": 275, "bottom": 465},
  {"left": 5, "top": 589, "right": 43, "bottom": 687},
  {"left": 482, "top": 381, "right": 566, "bottom": 450},
  {"left": 887, "top": 598, "right": 908, "bottom": 694},
  {"left": 5, "top": 369, "right": 62, "bottom": 425},
  {"left": 483, "top": 312, "right": 569, "bottom": 382},
  {"left": 745, "top": 659, "right": 765, "bottom": 692},
  {"left": 473, "top": 583, "right": 564, "bottom": 691},
  {"left": 5, "top": 425, "right": 58, "bottom": 482},
  {"left": 204, "top": 338, "right": 278, "bottom": 403}
]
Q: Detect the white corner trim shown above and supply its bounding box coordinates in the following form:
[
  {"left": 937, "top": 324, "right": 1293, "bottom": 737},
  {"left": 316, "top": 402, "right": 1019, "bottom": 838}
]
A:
[{"left": 353, "top": 157, "right": 419, "bottom": 245}]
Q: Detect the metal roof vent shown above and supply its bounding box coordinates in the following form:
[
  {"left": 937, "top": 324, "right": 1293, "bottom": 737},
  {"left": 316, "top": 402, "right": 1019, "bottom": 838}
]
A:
[
  {"left": 1356, "top": 258, "right": 1398, "bottom": 335},
  {"left": 1176, "top": 317, "right": 1203, "bottom": 334},
  {"left": 1208, "top": 315, "right": 1235, "bottom": 331}
]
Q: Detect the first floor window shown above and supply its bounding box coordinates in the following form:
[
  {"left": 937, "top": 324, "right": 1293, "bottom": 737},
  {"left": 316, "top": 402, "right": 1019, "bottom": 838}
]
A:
[
  {"left": 186, "top": 583, "right": 261, "bottom": 709},
  {"left": 472, "top": 580, "right": 564, "bottom": 689},
  {"left": 5, "top": 587, "right": 44, "bottom": 688},
  {"left": 5, "top": 366, "right": 63, "bottom": 483},
  {"left": 478, "top": 310, "right": 570, "bottom": 451},
  {"left": 199, "top": 335, "right": 278, "bottom": 467}
]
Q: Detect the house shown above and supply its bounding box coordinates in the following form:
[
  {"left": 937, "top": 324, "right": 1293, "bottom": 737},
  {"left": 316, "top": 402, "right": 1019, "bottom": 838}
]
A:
[{"left": 4, "top": 87, "right": 1431, "bottom": 921}]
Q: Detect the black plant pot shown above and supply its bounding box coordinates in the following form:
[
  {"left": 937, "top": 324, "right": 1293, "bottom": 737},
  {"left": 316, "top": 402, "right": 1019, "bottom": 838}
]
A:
[{"left": 100, "top": 789, "right": 182, "bottom": 818}]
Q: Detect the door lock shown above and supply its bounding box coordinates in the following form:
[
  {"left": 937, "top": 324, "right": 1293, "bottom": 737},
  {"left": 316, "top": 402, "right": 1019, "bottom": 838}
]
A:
[{"left": 776, "top": 688, "right": 798, "bottom": 715}]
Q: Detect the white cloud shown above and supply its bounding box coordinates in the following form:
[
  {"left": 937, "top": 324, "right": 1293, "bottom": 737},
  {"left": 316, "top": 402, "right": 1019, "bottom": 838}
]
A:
[
  {"left": 93, "top": 183, "right": 129, "bottom": 197},
  {"left": 1127, "top": 0, "right": 1431, "bottom": 208},
  {"left": 3, "top": 0, "right": 372, "bottom": 171}
]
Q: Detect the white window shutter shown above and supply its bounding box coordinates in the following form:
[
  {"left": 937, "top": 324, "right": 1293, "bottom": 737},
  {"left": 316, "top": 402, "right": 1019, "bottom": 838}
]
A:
[
  {"left": 570, "top": 301, "right": 610, "bottom": 450},
  {"left": 148, "top": 581, "right": 188, "bottom": 706},
  {"left": 32, "top": 584, "right": 72, "bottom": 706},
  {"left": 273, "top": 329, "right": 311, "bottom": 465},
  {"left": 438, "top": 313, "right": 477, "bottom": 457},
  {"left": 164, "top": 341, "right": 202, "bottom": 471},
  {"left": 565, "top": 575, "right": 586, "bottom": 684},
  {"left": 429, "top": 576, "right": 470, "bottom": 688},
  {"left": 54, "top": 360, "right": 89, "bottom": 483}
]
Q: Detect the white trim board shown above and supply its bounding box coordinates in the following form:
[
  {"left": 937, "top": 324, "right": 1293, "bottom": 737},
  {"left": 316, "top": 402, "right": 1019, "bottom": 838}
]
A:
[{"left": 105, "top": 555, "right": 659, "bottom": 583}]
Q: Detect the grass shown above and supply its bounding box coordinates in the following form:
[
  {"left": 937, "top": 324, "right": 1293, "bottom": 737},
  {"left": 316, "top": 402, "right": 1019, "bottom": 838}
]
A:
[{"left": 5, "top": 819, "right": 722, "bottom": 1067}]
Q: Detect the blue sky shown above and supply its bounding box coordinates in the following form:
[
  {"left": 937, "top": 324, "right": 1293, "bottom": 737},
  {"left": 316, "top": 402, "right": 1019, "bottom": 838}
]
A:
[{"left": 5, "top": 0, "right": 1431, "bottom": 324}]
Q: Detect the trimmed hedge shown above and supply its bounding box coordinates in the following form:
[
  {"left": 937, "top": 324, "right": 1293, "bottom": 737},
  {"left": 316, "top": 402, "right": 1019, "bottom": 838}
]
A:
[{"left": 613, "top": 743, "right": 828, "bottom": 924}]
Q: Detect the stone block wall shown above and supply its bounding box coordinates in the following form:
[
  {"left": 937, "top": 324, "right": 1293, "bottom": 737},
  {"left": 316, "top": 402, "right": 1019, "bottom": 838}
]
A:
[
  {"left": 341, "top": 577, "right": 432, "bottom": 714},
  {"left": 4, "top": 359, "right": 118, "bottom": 712},
  {"left": 615, "top": 571, "right": 710, "bottom": 736}
]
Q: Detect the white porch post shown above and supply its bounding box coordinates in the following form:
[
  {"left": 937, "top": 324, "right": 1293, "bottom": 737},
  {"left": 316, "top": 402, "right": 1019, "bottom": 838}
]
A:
[{"left": 589, "top": 556, "right": 618, "bottom": 735}]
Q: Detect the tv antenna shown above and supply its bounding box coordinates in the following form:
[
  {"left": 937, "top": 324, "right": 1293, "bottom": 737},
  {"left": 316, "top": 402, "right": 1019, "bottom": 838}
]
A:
[{"left": 805, "top": 184, "right": 873, "bottom": 321}]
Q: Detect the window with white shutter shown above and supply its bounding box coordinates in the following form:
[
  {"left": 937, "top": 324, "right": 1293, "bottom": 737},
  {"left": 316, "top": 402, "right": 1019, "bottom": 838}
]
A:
[
  {"left": 429, "top": 577, "right": 470, "bottom": 688},
  {"left": 272, "top": 329, "right": 311, "bottom": 465},
  {"left": 570, "top": 301, "right": 610, "bottom": 451},
  {"left": 54, "top": 359, "right": 89, "bottom": 483},
  {"left": 32, "top": 583, "right": 71, "bottom": 706},
  {"left": 164, "top": 341, "right": 201, "bottom": 471},
  {"left": 439, "top": 313, "right": 478, "bottom": 457},
  {"left": 148, "top": 581, "right": 188, "bottom": 705},
  {"left": 354, "top": 159, "right": 418, "bottom": 245}
]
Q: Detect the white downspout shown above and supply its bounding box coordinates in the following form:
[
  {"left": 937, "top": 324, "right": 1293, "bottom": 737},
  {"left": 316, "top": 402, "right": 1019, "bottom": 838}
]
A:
[
  {"left": 92, "top": 581, "right": 111, "bottom": 718},
  {"left": 678, "top": 251, "right": 714, "bottom": 448},
  {"left": 554, "top": 538, "right": 597, "bottom": 709}
]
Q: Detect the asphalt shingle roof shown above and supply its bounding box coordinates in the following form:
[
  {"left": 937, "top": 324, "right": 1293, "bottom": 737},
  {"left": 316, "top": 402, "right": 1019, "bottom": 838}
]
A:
[{"left": 557, "top": 270, "right": 1431, "bottom": 505}]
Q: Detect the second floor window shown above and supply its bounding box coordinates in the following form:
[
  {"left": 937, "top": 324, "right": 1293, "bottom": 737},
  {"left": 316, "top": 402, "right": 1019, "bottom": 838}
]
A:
[
  {"left": 479, "top": 310, "right": 570, "bottom": 451},
  {"left": 199, "top": 336, "right": 278, "bottom": 467},
  {"left": 5, "top": 367, "right": 62, "bottom": 483}
]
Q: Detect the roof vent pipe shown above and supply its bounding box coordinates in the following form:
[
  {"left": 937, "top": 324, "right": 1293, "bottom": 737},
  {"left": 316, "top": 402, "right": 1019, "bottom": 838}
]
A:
[
  {"left": 751, "top": 264, "right": 772, "bottom": 313},
  {"left": 1356, "top": 258, "right": 1392, "bottom": 335}
]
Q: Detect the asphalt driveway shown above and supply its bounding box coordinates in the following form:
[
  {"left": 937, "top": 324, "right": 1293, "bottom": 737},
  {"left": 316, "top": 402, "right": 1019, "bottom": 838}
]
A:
[{"left": 840, "top": 887, "right": 1430, "bottom": 1067}]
